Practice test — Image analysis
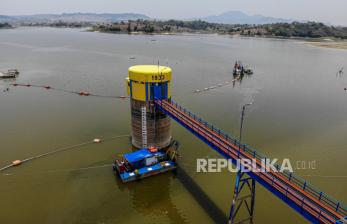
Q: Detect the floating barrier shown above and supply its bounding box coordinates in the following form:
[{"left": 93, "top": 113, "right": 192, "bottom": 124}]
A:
[
  {"left": 12, "top": 160, "right": 22, "bottom": 166},
  {"left": 93, "top": 138, "right": 101, "bottom": 143},
  {"left": 2, "top": 164, "right": 113, "bottom": 177},
  {"left": 0, "top": 134, "right": 130, "bottom": 172},
  {"left": 79, "top": 91, "right": 90, "bottom": 96},
  {"left": 7, "top": 83, "right": 129, "bottom": 99},
  {"left": 193, "top": 78, "right": 239, "bottom": 94}
]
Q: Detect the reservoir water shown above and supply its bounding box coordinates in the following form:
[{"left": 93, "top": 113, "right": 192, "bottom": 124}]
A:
[{"left": 0, "top": 27, "right": 346, "bottom": 223}]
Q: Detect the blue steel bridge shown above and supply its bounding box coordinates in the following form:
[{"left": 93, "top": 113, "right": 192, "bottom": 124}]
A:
[{"left": 154, "top": 98, "right": 347, "bottom": 224}]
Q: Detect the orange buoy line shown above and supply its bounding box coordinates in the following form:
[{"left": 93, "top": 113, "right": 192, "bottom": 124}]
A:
[
  {"left": 0, "top": 135, "right": 130, "bottom": 172},
  {"left": 3, "top": 164, "right": 113, "bottom": 177},
  {"left": 7, "top": 83, "right": 129, "bottom": 99},
  {"left": 12, "top": 160, "right": 22, "bottom": 166},
  {"left": 192, "top": 77, "right": 240, "bottom": 94}
]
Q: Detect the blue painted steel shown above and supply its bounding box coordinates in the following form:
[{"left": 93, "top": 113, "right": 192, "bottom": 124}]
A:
[
  {"left": 336, "top": 216, "right": 347, "bottom": 224},
  {"left": 129, "top": 80, "right": 133, "bottom": 98},
  {"left": 145, "top": 82, "right": 148, "bottom": 101},
  {"left": 153, "top": 83, "right": 162, "bottom": 99},
  {"left": 150, "top": 84, "right": 154, "bottom": 100},
  {"left": 229, "top": 171, "right": 256, "bottom": 223},
  {"left": 137, "top": 161, "right": 173, "bottom": 175},
  {"left": 229, "top": 171, "right": 241, "bottom": 221},
  {"left": 155, "top": 100, "right": 346, "bottom": 224},
  {"left": 162, "top": 82, "right": 168, "bottom": 99},
  {"left": 119, "top": 160, "right": 175, "bottom": 182},
  {"left": 150, "top": 82, "right": 169, "bottom": 100},
  {"left": 123, "top": 148, "right": 159, "bottom": 163}
]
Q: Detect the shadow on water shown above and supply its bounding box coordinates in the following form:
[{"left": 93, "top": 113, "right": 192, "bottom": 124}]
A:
[
  {"left": 233, "top": 73, "right": 245, "bottom": 87},
  {"left": 115, "top": 164, "right": 227, "bottom": 223},
  {"left": 176, "top": 165, "right": 228, "bottom": 223},
  {"left": 115, "top": 139, "right": 227, "bottom": 223},
  {"left": 0, "top": 77, "right": 16, "bottom": 93},
  {"left": 115, "top": 172, "right": 188, "bottom": 224}
]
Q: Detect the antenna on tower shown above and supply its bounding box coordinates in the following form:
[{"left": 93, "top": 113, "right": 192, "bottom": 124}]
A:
[{"left": 157, "top": 59, "right": 160, "bottom": 75}]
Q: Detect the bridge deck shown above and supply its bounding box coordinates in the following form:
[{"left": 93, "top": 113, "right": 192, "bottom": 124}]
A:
[{"left": 155, "top": 99, "right": 347, "bottom": 224}]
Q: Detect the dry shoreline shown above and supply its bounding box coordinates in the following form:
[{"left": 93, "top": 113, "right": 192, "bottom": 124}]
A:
[
  {"left": 305, "top": 41, "right": 347, "bottom": 50},
  {"left": 92, "top": 29, "right": 347, "bottom": 50},
  {"left": 7, "top": 26, "right": 347, "bottom": 50}
]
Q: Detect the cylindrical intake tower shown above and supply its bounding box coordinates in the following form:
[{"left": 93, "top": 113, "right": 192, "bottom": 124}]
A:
[{"left": 126, "top": 65, "right": 172, "bottom": 149}]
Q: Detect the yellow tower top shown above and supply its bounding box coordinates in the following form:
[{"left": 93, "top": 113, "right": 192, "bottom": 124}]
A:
[
  {"left": 128, "top": 65, "right": 172, "bottom": 83},
  {"left": 126, "top": 65, "right": 172, "bottom": 101}
]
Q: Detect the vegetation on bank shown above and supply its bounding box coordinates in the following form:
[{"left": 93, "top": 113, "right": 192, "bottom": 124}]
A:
[
  {"left": 258, "top": 22, "right": 347, "bottom": 39},
  {"left": 4, "top": 19, "right": 347, "bottom": 40},
  {"left": 0, "top": 23, "right": 12, "bottom": 29},
  {"left": 19, "top": 21, "right": 91, "bottom": 28},
  {"left": 91, "top": 20, "right": 347, "bottom": 39}
]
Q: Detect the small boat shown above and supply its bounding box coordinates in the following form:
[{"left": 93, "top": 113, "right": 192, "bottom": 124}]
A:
[
  {"left": 244, "top": 66, "right": 254, "bottom": 75},
  {"left": 113, "top": 147, "right": 176, "bottom": 183},
  {"left": 233, "top": 61, "right": 244, "bottom": 76},
  {"left": 233, "top": 62, "right": 254, "bottom": 75},
  {"left": 338, "top": 67, "right": 344, "bottom": 75},
  {"left": 0, "top": 69, "right": 19, "bottom": 78}
]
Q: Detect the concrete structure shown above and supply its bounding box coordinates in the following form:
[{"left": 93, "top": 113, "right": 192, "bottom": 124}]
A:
[{"left": 126, "top": 65, "right": 172, "bottom": 149}]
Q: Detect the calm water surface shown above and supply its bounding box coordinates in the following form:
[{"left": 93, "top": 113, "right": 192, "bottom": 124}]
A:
[{"left": 0, "top": 28, "right": 346, "bottom": 224}]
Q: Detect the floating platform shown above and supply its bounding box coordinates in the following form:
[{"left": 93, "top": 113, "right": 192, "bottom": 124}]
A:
[{"left": 113, "top": 148, "right": 176, "bottom": 183}]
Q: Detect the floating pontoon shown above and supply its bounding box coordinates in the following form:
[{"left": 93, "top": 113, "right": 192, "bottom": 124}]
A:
[{"left": 113, "top": 148, "right": 176, "bottom": 183}]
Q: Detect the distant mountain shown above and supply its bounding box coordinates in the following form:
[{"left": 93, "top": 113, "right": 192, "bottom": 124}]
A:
[
  {"left": 201, "top": 11, "right": 293, "bottom": 25},
  {"left": 0, "top": 15, "right": 13, "bottom": 23},
  {"left": 0, "top": 13, "right": 150, "bottom": 23},
  {"left": 0, "top": 11, "right": 297, "bottom": 25}
]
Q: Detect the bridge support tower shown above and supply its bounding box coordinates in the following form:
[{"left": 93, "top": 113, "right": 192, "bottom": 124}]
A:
[{"left": 229, "top": 171, "right": 256, "bottom": 224}]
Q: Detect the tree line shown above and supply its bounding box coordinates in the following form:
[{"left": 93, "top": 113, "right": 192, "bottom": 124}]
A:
[{"left": 92, "top": 20, "right": 347, "bottom": 39}]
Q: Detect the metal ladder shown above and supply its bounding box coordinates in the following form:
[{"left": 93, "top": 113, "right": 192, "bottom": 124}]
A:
[{"left": 141, "top": 106, "right": 148, "bottom": 148}]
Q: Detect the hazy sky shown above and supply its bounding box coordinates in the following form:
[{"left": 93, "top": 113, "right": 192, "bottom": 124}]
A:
[{"left": 1, "top": 0, "right": 347, "bottom": 25}]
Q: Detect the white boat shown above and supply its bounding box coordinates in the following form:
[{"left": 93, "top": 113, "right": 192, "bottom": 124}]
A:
[{"left": 0, "top": 69, "right": 19, "bottom": 78}]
